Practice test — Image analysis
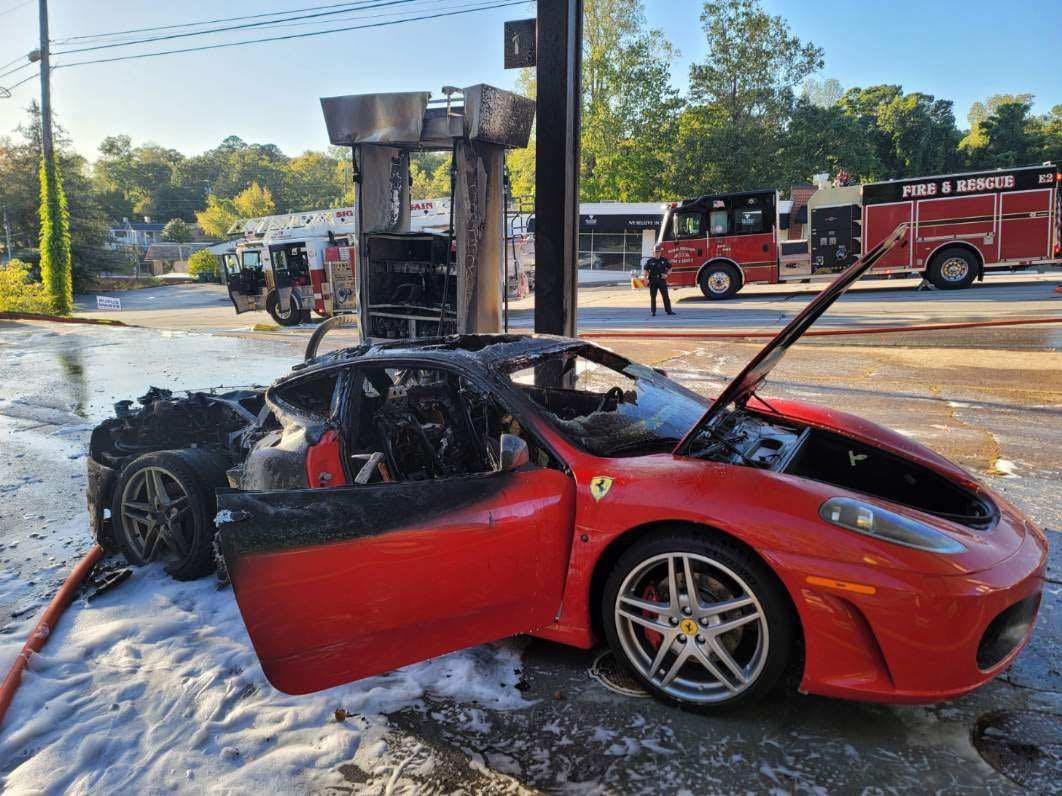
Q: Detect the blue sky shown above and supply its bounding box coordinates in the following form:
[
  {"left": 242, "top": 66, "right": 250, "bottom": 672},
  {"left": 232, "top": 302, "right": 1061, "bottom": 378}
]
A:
[{"left": 1, "top": 0, "right": 1059, "bottom": 159}]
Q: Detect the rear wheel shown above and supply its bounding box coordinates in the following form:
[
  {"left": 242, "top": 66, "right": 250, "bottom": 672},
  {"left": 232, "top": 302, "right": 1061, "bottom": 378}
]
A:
[
  {"left": 927, "top": 247, "right": 978, "bottom": 289},
  {"left": 602, "top": 530, "right": 794, "bottom": 711},
  {"left": 698, "top": 263, "right": 741, "bottom": 299},
  {"left": 266, "top": 291, "right": 302, "bottom": 326},
  {"left": 111, "top": 450, "right": 225, "bottom": 580}
]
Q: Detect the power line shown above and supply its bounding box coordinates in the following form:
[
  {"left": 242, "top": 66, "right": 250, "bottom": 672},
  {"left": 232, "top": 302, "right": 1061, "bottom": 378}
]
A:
[
  {"left": 0, "top": 0, "right": 33, "bottom": 18},
  {"left": 54, "top": 1, "right": 528, "bottom": 69},
  {"left": 54, "top": 0, "right": 407, "bottom": 42},
  {"left": 53, "top": 0, "right": 422, "bottom": 55},
  {"left": 0, "top": 52, "right": 33, "bottom": 71},
  {"left": 60, "top": 0, "right": 492, "bottom": 47},
  {"left": 3, "top": 72, "right": 38, "bottom": 93},
  {"left": 0, "top": 60, "right": 33, "bottom": 80}
]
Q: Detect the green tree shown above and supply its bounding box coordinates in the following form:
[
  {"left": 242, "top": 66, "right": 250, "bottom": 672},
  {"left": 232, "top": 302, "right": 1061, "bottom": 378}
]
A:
[
  {"left": 39, "top": 153, "right": 73, "bottom": 313},
  {"left": 234, "top": 182, "right": 277, "bottom": 218},
  {"left": 161, "top": 218, "right": 192, "bottom": 242},
  {"left": 979, "top": 101, "right": 1040, "bottom": 167},
  {"left": 674, "top": 0, "right": 823, "bottom": 193},
  {"left": 195, "top": 195, "right": 239, "bottom": 238},
  {"left": 1, "top": 103, "right": 116, "bottom": 287},
  {"left": 186, "top": 248, "right": 219, "bottom": 280},
  {"left": 580, "top": 0, "right": 683, "bottom": 201},
  {"left": 838, "top": 85, "right": 960, "bottom": 178},
  {"left": 802, "top": 77, "right": 844, "bottom": 108},
  {"left": 779, "top": 97, "right": 879, "bottom": 186},
  {"left": 283, "top": 150, "right": 345, "bottom": 209}
]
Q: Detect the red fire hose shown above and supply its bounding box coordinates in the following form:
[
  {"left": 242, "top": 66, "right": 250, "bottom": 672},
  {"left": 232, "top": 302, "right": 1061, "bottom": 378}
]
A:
[
  {"left": 0, "top": 545, "right": 104, "bottom": 726},
  {"left": 581, "top": 315, "right": 1062, "bottom": 340}
]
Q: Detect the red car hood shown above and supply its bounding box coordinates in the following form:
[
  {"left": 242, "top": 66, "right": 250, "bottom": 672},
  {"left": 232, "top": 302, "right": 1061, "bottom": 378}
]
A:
[{"left": 676, "top": 223, "right": 908, "bottom": 454}]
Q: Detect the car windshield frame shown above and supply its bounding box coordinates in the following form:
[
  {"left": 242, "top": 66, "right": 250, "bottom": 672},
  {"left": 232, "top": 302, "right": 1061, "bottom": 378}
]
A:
[{"left": 502, "top": 344, "right": 708, "bottom": 458}]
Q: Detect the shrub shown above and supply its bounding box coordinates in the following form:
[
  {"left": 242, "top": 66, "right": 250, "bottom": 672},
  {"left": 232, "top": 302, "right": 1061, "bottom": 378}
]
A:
[
  {"left": 187, "top": 249, "right": 220, "bottom": 280},
  {"left": 0, "top": 259, "right": 53, "bottom": 314}
]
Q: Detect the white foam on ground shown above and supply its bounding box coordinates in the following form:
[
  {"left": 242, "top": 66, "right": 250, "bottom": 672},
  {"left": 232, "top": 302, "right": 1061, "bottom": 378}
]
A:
[
  {"left": 0, "top": 558, "right": 528, "bottom": 792},
  {"left": 992, "top": 459, "right": 1020, "bottom": 478}
]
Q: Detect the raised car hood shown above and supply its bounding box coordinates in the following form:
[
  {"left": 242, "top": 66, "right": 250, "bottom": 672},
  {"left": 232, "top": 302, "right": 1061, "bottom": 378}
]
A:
[{"left": 677, "top": 223, "right": 908, "bottom": 452}]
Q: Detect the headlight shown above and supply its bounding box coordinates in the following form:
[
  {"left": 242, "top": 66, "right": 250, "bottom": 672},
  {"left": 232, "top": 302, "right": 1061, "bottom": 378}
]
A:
[{"left": 819, "top": 497, "right": 966, "bottom": 554}]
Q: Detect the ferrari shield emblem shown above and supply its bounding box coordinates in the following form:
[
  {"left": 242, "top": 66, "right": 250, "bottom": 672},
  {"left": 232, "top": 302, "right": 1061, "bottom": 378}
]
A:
[{"left": 590, "top": 476, "right": 614, "bottom": 502}]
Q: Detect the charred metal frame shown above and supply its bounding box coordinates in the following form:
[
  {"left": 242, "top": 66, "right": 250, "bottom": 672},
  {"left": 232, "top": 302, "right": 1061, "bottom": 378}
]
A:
[{"left": 534, "top": 0, "right": 583, "bottom": 337}]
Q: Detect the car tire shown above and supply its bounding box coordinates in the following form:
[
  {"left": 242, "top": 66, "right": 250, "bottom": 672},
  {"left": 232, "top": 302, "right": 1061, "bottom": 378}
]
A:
[
  {"left": 698, "top": 263, "right": 741, "bottom": 299},
  {"left": 602, "top": 529, "right": 794, "bottom": 712},
  {"left": 926, "top": 247, "right": 978, "bottom": 290},
  {"left": 266, "top": 291, "right": 302, "bottom": 326},
  {"left": 110, "top": 450, "right": 226, "bottom": 580}
]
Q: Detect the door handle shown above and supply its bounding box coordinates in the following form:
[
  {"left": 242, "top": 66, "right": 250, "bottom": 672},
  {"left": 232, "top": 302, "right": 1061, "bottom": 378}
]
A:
[{"left": 762, "top": 244, "right": 769, "bottom": 252}]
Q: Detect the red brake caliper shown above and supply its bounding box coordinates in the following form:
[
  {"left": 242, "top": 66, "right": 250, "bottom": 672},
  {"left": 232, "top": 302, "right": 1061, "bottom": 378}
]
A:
[{"left": 642, "top": 584, "right": 663, "bottom": 649}]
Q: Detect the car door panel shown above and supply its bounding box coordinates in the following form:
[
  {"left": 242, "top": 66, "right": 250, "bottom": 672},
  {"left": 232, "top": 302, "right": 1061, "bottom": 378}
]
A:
[{"left": 217, "top": 467, "right": 575, "bottom": 695}]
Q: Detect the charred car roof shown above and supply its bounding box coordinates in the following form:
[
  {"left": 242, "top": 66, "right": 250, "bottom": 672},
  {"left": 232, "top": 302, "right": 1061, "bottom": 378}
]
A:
[{"left": 287, "top": 333, "right": 585, "bottom": 382}]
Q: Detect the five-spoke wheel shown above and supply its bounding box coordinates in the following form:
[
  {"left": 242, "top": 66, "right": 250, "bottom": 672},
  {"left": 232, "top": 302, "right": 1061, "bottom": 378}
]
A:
[
  {"left": 603, "top": 530, "right": 793, "bottom": 710},
  {"left": 111, "top": 449, "right": 225, "bottom": 580}
]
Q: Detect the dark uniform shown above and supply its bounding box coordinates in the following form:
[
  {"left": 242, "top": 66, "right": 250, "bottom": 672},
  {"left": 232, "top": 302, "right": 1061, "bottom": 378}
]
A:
[{"left": 644, "top": 255, "right": 674, "bottom": 316}]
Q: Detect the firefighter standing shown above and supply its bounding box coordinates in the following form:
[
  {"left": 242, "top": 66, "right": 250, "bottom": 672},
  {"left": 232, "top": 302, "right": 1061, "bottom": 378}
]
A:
[{"left": 643, "top": 246, "right": 675, "bottom": 316}]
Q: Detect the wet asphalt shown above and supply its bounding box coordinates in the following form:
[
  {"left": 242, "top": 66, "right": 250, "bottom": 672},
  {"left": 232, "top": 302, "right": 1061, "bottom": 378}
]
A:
[{"left": 0, "top": 317, "right": 1059, "bottom": 793}]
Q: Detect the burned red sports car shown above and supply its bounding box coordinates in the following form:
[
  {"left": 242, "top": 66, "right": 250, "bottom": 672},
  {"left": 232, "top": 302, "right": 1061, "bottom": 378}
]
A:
[{"left": 85, "top": 231, "right": 1046, "bottom": 711}]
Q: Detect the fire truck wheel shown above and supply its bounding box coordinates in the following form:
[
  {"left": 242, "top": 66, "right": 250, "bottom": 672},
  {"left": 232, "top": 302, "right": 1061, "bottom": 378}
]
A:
[
  {"left": 699, "top": 263, "right": 741, "bottom": 300},
  {"left": 927, "top": 248, "right": 978, "bottom": 290},
  {"left": 266, "top": 291, "right": 302, "bottom": 326}
]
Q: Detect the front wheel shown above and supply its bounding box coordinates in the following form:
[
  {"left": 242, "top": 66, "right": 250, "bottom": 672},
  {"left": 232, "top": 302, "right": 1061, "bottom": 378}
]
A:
[
  {"left": 266, "top": 291, "right": 303, "bottom": 326},
  {"left": 926, "top": 247, "right": 978, "bottom": 289},
  {"left": 698, "top": 263, "right": 741, "bottom": 299},
  {"left": 602, "top": 530, "right": 794, "bottom": 711}
]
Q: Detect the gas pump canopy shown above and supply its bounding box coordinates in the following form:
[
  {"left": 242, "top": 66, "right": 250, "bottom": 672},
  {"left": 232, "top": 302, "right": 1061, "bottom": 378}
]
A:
[{"left": 321, "top": 85, "right": 534, "bottom": 340}]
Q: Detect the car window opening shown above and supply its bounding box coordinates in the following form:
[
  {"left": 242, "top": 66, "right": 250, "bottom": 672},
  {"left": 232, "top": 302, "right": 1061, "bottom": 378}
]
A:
[{"left": 344, "top": 366, "right": 558, "bottom": 483}]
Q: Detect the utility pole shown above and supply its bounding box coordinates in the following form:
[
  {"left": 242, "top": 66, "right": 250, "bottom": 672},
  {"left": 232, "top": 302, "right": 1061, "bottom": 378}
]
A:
[{"left": 38, "top": 0, "right": 53, "bottom": 164}]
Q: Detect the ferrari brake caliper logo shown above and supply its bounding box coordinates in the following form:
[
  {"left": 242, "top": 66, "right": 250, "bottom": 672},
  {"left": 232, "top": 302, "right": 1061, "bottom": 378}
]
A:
[
  {"left": 589, "top": 476, "right": 614, "bottom": 502},
  {"left": 679, "top": 618, "right": 698, "bottom": 635}
]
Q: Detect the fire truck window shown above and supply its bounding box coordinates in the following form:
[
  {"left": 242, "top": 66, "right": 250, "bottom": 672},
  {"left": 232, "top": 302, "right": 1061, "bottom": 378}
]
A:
[
  {"left": 709, "top": 210, "right": 730, "bottom": 235},
  {"left": 735, "top": 209, "right": 765, "bottom": 234},
  {"left": 223, "top": 254, "right": 240, "bottom": 276},
  {"left": 673, "top": 212, "right": 704, "bottom": 239},
  {"left": 241, "top": 250, "right": 261, "bottom": 269}
]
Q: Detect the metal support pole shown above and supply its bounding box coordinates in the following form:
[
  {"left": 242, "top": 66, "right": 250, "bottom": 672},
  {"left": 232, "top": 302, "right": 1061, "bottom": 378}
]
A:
[{"left": 533, "top": 0, "right": 582, "bottom": 337}]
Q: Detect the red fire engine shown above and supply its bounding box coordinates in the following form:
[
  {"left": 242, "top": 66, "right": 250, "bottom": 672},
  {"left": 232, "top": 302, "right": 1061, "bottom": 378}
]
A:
[{"left": 658, "top": 163, "right": 1061, "bottom": 299}]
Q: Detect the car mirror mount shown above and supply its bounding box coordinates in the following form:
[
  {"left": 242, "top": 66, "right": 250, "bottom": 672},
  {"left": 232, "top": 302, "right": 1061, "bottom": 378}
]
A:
[{"left": 498, "top": 434, "right": 530, "bottom": 472}]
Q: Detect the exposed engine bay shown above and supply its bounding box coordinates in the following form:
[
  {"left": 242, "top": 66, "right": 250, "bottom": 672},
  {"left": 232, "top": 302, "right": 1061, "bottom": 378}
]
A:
[{"left": 691, "top": 408, "right": 995, "bottom": 529}]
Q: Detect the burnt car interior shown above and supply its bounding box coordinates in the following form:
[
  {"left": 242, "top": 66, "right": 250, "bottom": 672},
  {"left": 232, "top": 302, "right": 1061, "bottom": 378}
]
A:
[{"left": 344, "top": 366, "right": 557, "bottom": 482}]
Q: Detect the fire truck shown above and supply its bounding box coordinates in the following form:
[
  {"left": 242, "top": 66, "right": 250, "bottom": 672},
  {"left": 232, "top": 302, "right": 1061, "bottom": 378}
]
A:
[
  {"left": 223, "top": 201, "right": 449, "bottom": 325},
  {"left": 658, "top": 163, "right": 1062, "bottom": 299}
]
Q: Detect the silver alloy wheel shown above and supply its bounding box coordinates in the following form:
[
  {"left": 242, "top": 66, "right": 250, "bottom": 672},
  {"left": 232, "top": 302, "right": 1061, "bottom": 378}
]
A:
[
  {"left": 707, "top": 271, "right": 732, "bottom": 294},
  {"left": 119, "top": 466, "right": 194, "bottom": 562},
  {"left": 614, "top": 552, "right": 768, "bottom": 703},
  {"left": 940, "top": 256, "right": 970, "bottom": 282}
]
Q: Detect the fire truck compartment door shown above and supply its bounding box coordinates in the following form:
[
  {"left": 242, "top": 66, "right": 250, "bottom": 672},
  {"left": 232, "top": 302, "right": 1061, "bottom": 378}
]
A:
[{"left": 216, "top": 467, "right": 576, "bottom": 695}]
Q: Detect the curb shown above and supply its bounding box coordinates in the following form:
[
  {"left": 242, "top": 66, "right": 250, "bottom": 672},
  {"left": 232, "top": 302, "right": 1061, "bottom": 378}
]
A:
[{"left": 1, "top": 312, "right": 128, "bottom": 326}]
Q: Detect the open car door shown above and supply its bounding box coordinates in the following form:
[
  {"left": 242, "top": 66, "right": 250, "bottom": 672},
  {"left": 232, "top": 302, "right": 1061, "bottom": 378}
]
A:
[
  {"left": 216, "top": 367, "right": 576, "bottom": 694},
  {"left": 226, "top": 250, "right": 267, "bottom": 314}
]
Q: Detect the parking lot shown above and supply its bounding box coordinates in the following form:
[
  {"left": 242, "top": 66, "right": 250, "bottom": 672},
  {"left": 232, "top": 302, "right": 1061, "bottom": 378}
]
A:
[{"left": 2, "top": 275, "right": 1060, "bottom": 792}]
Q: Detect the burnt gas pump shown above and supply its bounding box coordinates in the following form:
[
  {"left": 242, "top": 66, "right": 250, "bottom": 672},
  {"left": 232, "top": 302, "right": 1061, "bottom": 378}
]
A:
[{"left": 321, "top": 84, "right": 534, "bottom": 340}]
